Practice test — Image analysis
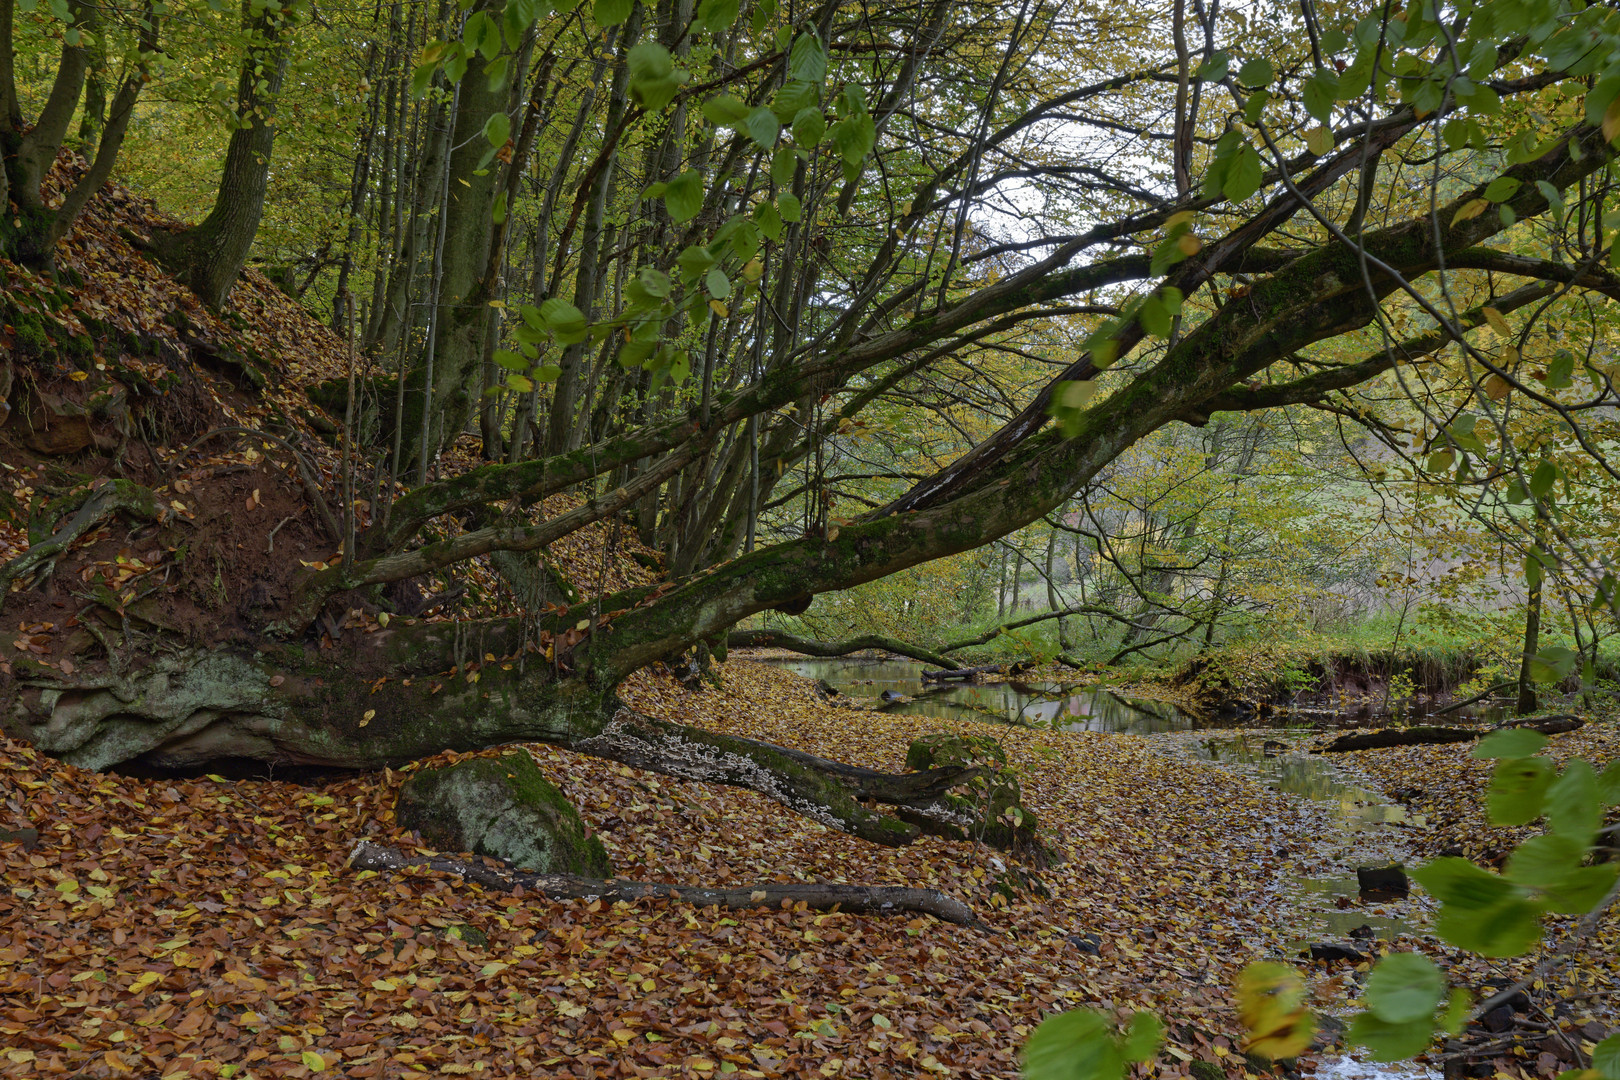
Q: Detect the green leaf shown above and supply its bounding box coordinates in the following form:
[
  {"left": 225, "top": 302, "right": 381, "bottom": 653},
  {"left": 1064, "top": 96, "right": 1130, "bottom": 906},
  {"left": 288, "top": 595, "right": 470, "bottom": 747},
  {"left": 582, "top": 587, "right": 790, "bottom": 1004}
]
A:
[
  {"left": 483, "top": 111, "right": 511, "bottom": 147},
  {"left": 1195, "top": 50, "right": 1228, "bottom": 81},
  {"left": 1545, "top": 760, "right": 1600, "bottom": 843},
  {"left": 778, "top": 192, "right": 802, "bottom": 222},
  {"left": 1022, "top": 1010, "right": 1126, "bottom": 1080},
  {"left": 594, "top": 0, "right": 632, "bottom": 25},
  {"left": 1437, "top": 897, "right": 1544, "bottom": 957},
  {"left": 465, "top": 10, "right": 502, "bottom": 59},
  {"left": 702, "top": 94, "right": 752, "bottom": 126},
  {"left": 788, "top": 31, "right": 827, "bottom": 84},
  {"left": 1529, "top": 646, "right": 1577, "bottom": 686},
  {"left": 1506, "top": 833, "right": 1585, "bottom": 888},
  {"left": 771, "top": 79, "right": 819, "bottom": 123},
  {"left": 1304, "top": 68, "right": 1340, "bottom": 122},
  {"left": 1539, "top": 864, "right": 1618, "bottom": 916},
  {"left": 1489, "top": 756, "right": 1554, "bottom": 825},
  {"left": 1529, "top": 460, "right": 1557, "bottom": 499},
  {"left": 1599, "top": 761, "right": 1620, "bottom": 806},
  {"left": 792, "top": 106, "right": 825, "bottom": 147},
  {"left": 1365, "top": 953, "right": 1445, "bottom": 1024},
  {"left": 1243, "top": 90, "right": 1270, "bottom": 125},
  {"left": 1237, "top": 57, "right": 1274, "bottom": 87},
  {"left": 1473, "top": 728, "right": 1548, "bottom": 760},
  {"left": 704, "top": 266, "right": 730, "bottom": 299},
  {"left": 1122, "top": 1012, "right": 1163, "bottom": 1063},
  {"left": 743, "top": 106, "right": 780, "bottom": 148},
  {"left": 754, "top": 199, "right": 782, "bottom": 241},
  {"left": 1592, "top": 1034, "right": 1620, "bottom": 1080},
  {"left": 540, "top": 298, "right": 588, "bottom": 344},
  {"left": 1223, "top": 140, "right": 1263, "bottom": 202},
  {"left": 693, "top": 0, "right": 738, "bottom": 33},
  {"left": 834, "top": 112, "right": 875, "bottom": 165},
  {"left": 663, "top": 169, "right": 703, "bottom": 223},
  {"left": 1139, "top": 294, "right": 1172, "bottom": 338},
  {"left": 485, "top": 54, "right": 510, "bottom": 92},
  {"left": 1413, "top": 857, "right": 1517, "bottom": 907},
  {"left": 771, "top": 146, "right": 797, "bottom": 186},
  {"left": 1348, "top": 1011, "right": 1435, "bottom": 1062},
  {"left": 677, "top": 244, "right": 716, "bottom": 281},
  {"left": 1483, "top": 177, "right": 1523, "bottom": 203},
  {"left": 749, "top": 0, "right": 774, "bottom": 32},
  {"left": 1306, "top": 126, "right": 1334, "bottom": 156}
]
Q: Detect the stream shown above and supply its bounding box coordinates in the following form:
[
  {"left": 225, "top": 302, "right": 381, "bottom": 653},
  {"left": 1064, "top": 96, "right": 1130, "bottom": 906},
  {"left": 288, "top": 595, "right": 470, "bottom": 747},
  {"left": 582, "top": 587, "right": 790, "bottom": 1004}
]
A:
[{"left": 758, "top": 655, "right": 1453, "bottom": 1080}]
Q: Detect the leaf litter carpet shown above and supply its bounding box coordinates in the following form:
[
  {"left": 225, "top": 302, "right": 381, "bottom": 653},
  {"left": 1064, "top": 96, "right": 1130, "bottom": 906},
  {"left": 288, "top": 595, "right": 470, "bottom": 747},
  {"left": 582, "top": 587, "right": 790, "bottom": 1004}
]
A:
[{"left": 0, "top": 659, "right": 1576, "bottom": 1079}]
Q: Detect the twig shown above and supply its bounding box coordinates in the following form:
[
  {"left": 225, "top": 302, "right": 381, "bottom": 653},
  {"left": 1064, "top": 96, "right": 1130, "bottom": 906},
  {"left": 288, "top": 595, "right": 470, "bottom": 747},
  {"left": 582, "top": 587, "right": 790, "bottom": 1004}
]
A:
[{"left": 266, "top": 515, "right": 298, "bottom": 554}]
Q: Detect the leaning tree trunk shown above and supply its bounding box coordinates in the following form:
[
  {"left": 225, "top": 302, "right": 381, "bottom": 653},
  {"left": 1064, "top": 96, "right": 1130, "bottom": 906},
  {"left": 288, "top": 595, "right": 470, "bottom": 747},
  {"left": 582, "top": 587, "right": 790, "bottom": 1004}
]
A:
[
  {"left": 0, "top": 617, "right": 981, "bottom": 850},
  {"left": 153, "top": 0, "right": 292, "bottom": 308}
]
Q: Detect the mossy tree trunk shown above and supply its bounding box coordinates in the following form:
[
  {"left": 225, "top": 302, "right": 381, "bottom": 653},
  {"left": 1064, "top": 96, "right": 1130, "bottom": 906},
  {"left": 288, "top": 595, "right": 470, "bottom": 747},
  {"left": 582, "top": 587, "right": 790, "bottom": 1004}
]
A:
[{"left": 152, "top": 0, "right": 293, "bottom": 308}]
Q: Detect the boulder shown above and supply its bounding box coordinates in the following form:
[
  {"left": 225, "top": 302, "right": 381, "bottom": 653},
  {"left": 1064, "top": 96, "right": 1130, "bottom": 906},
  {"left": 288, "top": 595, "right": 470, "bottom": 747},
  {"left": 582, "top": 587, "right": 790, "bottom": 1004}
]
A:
[{"left": 395, "top": 752, "right": 610, "bottom": 877}]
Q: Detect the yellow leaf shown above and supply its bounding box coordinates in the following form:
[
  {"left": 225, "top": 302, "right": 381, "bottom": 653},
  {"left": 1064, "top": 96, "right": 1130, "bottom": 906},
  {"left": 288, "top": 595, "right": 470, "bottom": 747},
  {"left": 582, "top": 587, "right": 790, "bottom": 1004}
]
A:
[
  {"left": 1451, "top": 198, "right": 1489, "bottom": 225},
  {"left": 1237, "top": 961, "right": 1315, "bottom": 1060},
  {"left": 1482, "top": 306, "right": 1512, "bottom": 337},
  {"left": 301, "top": 1050, "right": 327, "bottom": 1072},
  {"left": 1605, "top": 94, "right": 1620, "bottom": 143},
  {"left": 69, "top": 371, "right": 89, "bottom": 381},
  {"left": 1484, "top": 374, "right": 1511, "bottom": 401},
  {"left": 359, "top": 709, "right": 375, "bottom": 728},
  {"left": 708, "top": 299, "right": 729, "bottom": 318}
]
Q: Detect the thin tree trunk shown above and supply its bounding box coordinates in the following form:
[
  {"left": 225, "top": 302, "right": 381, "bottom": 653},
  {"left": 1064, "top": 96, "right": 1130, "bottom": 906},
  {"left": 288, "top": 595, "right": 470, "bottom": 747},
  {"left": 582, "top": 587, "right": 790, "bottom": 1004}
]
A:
[{"left": 154, "top": 0, "right": 294, "bottom": 307}]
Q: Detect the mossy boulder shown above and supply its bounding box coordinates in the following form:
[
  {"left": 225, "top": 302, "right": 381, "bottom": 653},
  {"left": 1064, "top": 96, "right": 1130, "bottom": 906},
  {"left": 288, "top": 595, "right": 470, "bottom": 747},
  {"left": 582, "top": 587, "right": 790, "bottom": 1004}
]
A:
[
  {"left": 905, "top": 731, "right": 1008, "bottom": 772},
  {"left": 395, "top": 752, "right": 610, "bottom": 877},
  {"left": 904, "top": 733, "right": 1043, "bottom": 857}
]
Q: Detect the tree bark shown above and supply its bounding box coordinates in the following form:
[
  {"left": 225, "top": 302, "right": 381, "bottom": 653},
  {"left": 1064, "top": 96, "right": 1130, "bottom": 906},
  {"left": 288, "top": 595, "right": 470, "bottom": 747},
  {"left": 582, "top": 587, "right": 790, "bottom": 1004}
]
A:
[
  {"left": 152, "top": 0, "right": 293, "bottom": 307},
  {"left": 727, "top": 630, "right": 960, "bottom": 670}
]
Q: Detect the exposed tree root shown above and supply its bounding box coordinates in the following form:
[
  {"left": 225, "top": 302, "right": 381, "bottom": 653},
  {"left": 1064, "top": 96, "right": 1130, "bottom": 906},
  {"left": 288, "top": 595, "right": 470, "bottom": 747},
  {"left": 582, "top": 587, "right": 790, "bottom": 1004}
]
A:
[
  {"left": 727, "top": 629, "right": 959, "bottom": 670},
  {"left": 574, "top": 709, "right": 980, "bottom": 848},
  {"left": 347, "top": 840, "right": 982, "bottom": 927},
  {"left": 0, "top": 479, "right": 163, "bottom": 616}
]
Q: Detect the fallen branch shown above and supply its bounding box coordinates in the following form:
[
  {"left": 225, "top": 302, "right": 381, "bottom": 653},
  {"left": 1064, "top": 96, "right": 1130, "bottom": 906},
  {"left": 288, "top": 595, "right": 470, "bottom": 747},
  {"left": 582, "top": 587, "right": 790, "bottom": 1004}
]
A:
[
  {"left": 922, "top": 661, "right": 1035, "bottom": 682},
  {"left": 347, "top": 840, "right": 981, "bottom": 927},
  {"left": 0, "top": 480, "right": 162, "bottom": 615},
  {"left": 1317, "top": 726, "right": 1480, "bottom": 752},
  {"left": 1500, "top": 714, "right": 1584, "bottom": 735},
  {"left": 728, "top": 629, "right": 959, "bottom": 670}
]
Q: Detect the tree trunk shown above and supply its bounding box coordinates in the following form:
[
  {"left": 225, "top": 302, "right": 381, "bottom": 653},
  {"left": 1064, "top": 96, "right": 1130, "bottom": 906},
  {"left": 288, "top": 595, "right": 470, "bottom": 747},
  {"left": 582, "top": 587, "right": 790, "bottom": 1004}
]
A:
[
  {"left": 0, "top": 620, "right": 986, "bottom": 851},
  {"left": 153, "top": 0, "right": 293, "bottom": 307}
]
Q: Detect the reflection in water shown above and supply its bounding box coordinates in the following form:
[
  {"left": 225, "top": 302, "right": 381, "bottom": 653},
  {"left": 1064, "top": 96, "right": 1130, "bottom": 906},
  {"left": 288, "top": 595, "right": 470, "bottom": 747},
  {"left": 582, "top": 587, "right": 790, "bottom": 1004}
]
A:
[{"left": 759, "top": 656, "right": 1192, "bottom": 732}]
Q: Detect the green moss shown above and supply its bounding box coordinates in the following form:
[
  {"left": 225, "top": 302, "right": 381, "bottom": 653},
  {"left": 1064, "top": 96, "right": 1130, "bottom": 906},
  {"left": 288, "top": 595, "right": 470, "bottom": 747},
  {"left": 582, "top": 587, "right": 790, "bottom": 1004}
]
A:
[{"left": 1190, "top": 1061, "right": 1226, "bottom": 1080}]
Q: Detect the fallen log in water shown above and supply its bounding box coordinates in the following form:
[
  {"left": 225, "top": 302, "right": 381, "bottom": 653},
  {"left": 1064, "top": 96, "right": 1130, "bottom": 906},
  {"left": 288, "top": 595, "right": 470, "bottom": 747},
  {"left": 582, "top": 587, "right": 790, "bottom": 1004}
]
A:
[
  {"left": 1318, "top": 714, "right": 1584, "bottom": 752},
  {"left": 921, "top": 661, "right": 1036, "bottom": 682}
]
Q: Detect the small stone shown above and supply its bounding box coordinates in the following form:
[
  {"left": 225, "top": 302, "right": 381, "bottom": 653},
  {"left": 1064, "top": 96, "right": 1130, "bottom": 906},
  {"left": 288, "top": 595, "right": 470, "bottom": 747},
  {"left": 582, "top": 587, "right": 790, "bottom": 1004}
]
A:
[
  {"left": 1357, "top": 864, "right": 1408, "bottom": 900},
  {"left": 1347, "top": 924, "right": 1375, "bottom": 940},
  {"left": 1481, "top": 1006, "right": 1516, "bottom": 1034},
  {"left": 1066, "top": 933, "right": 1103, "bottom": 955}
]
